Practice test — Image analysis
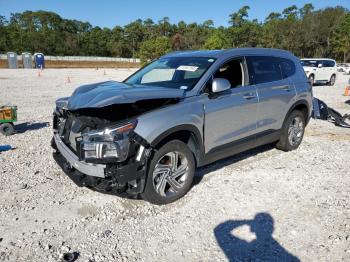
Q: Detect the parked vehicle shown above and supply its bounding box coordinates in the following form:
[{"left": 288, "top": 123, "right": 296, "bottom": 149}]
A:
[
  {"left": 342, "top": 64, "right": 350, "bottom": 74},
  {"left": 52, "top": 48, "right": 313, "bottom": 204},
  {"left": 337, "top": 63, "right": 346, "bottom": 72},
  {"left": 301, "top": 58, "right": 337, "bottom": 86}
]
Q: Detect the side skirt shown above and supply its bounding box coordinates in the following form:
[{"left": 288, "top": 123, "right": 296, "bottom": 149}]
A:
[{"left": 200, "top": 129, "right": 281, "bottom": 167}]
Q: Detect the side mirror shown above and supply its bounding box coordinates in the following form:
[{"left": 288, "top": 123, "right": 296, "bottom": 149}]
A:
[
  {"left": 212, "top": 78, "right": 231, "bottom": 93},
  {"left": 318, "top": 64, "right": 323, "bottom": 68}
]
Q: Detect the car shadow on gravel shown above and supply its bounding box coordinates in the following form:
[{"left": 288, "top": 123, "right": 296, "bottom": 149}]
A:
[
  {"left": 192, "top": 143, "right": 275, "bottom": 187},
  {"left": 214, "top": 213, "right": 300, "bottom": 262},
  {"left": 15, "top": 122, "right": 50, "bottom": 133}
]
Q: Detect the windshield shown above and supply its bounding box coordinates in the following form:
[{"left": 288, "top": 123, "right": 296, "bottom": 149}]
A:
[
  {"left": 124, "top": 57, "right": 216, "bottom": 90},
  {"left": 301, "top": 60, "right": 319, "bottom": 67}
]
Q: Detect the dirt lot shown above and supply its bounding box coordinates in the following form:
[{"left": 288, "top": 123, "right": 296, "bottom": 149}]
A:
[
  {"left": 0, "top": 59, "right": 140, "bottom": 69},
  {"left": 0, "top": 68, "right": 349, "bottom": 262}
]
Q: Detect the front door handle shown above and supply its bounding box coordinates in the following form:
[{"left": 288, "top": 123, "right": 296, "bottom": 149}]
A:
[{"left": 243, "top": 93, "right": 256, "bottom": 100}]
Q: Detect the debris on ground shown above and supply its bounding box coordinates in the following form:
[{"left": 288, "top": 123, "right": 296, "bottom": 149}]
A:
[{"left": 313, "top": 97, "right": 350, "bottom": 128}]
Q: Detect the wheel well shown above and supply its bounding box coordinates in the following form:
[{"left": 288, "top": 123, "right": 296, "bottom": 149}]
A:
[
  {"left": 153, "top": 130, "right": 202, "bottom": 166},
  {"left": 293, "top": 104, "right": 309, "bottom": 123}
]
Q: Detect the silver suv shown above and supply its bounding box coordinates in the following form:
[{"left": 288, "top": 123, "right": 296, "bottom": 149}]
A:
[{"left": 52, "top": 48, "right": 313, "bottom": 204}]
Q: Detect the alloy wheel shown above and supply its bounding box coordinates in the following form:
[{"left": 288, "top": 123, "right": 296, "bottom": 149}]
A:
[
  {"left": 152, "top": 151, "right": 189, "bottom": 198},
  {"left": 288, "top": 116, "right": 304, "bottom": 146}
]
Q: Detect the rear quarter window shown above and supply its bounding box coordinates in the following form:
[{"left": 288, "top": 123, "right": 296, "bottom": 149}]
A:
[
  {"left": 277, "top": 58, "right": 296, "bottom": 78},
  {"left": 246, "top": 56, "right": 283, "bottom": 84},
  {"left": 323, "top": 60, "right": 336, "bottom": 67}
]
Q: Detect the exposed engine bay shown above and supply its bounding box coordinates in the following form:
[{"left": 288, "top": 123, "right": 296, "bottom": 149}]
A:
[{"left": 52, "top": 80, "right": 184, "bottom": 196}]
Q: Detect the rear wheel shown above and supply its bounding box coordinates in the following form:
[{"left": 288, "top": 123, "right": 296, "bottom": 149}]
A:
[
  {"left": 141, "top": 140, "right": 195, "bottom": 205},
  {"left": 0, "top": 123, "right": 15, "bottom": 136},
  {"left": 308, "top": 75, "right": 314, "bottom": 86},
  {"left": 328, "top": 74, "right": 336, "bottom": 86},
  {"left": 276, "top": 110, "right": 305, "bottom": 152}
]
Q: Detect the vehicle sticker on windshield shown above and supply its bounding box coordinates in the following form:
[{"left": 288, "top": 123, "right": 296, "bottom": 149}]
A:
[
  {"left": 177, "top": 65, "right": 199, "bottom": 72},
  {"left": 180, "top": 86, "right": 188, "bottom": 90}
]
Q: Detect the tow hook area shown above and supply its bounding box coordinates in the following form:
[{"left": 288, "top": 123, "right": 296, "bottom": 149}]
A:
[{"left": 123, "top": 132, "right": 152, "bottom": 195}]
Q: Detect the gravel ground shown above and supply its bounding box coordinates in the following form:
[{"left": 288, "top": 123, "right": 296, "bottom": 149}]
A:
[{"left": 0, "top": 68, "right": 349, "bottom": 262}]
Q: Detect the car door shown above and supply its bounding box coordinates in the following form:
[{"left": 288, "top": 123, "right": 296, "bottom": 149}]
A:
[
  {"left": 245, "top": 56, "right": 297, "bottom": 134},
  {"left": 316, "top": 60, "right": 329, "bottom": 81},
  {"left": 203, "top": 58, "right": 258, "bottom": 155},
  {"left": 325, "top": 60, "right": 336, "bottom": 80}
]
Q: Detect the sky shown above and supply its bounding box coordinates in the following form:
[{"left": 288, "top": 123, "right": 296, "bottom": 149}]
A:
[{"left": 0, "top": 0, "right": 349, "bottom": 28}]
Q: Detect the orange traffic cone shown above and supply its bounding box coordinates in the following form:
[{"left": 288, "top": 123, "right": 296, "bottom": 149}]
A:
[
  {"left": 344, "top": 85, "right": 350, "bottom": 96},
  {"left": 66, "top": 76, "right": 71, "bottom": 83}
]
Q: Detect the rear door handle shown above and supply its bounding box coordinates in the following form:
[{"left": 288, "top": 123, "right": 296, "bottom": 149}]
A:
[
  {"left": 243, "top": 93, "right": 256, "bottom": 100},
  {"left": 282, "top": 86, "right": 292, "bottom": 92}
]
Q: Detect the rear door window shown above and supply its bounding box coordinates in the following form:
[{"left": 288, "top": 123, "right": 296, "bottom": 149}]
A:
[
  {"left": 246, "top": 56, "right": 283, "bottom": 84},
  {"left": 276, "top": 58, "right": 296, "bottom": 78}
]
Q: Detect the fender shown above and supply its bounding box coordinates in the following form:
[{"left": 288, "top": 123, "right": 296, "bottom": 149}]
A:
[
  {"left": 150, "top": 124, "right": 205, "bottom": 164},
  {"left": 285, "top": 99, "right": 311, "bottom": 125}
]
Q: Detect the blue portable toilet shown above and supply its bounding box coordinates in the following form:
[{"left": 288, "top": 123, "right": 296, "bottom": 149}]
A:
[{"left": 34, "top": 53, "right": 45, "bottom": 69}]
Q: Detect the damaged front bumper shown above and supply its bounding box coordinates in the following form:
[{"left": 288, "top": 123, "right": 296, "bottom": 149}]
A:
[
  {"left": 54, "top": 134, "right": 106, "bottom": 178},
  {"left": 52, "top": 132, "right": 151, "bottom": 195}
]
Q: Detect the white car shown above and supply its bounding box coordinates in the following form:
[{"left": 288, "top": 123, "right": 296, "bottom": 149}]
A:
[
  {"left": 337, "top": 63, "right": 350, "bottom": 74},
  {"left": 343, "top": 64, "right": 350, "bottom": 74},
  {"left": 301, "top": 58, "right": 337, "bottom": 86}
]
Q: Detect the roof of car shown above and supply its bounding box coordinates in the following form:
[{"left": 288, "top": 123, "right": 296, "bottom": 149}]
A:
[
  {"left": 301, "top": 58, "right": 336, "bottom": 61},
  {"left": 162, "top": 48, "right": 293, "bottom": 59}
]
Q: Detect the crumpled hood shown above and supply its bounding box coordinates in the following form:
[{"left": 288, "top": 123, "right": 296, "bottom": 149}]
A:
[{"left": 65, "top": 81, "right": 185, "bottom": 110}]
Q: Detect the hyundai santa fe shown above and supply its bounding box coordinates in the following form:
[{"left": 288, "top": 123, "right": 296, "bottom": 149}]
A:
[{"left": 52, "top": 48, "right": 313, "bottom": 205}]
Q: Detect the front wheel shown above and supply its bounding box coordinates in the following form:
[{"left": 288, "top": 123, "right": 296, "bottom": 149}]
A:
[
  {"left": 141, "top": 140, "right": 195, "bottom": 205},
  {"left": 276, "top": 110, "right": 306, "bottom": 152}
]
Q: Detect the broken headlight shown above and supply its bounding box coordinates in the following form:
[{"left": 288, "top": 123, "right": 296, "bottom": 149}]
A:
[{"left": 81, "top": 120, "right": 137, "bottom": 163}]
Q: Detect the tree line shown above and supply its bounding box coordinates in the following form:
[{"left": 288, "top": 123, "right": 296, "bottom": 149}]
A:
[{"left": 0, "top": 4, "right": 349, "bottom": 64}]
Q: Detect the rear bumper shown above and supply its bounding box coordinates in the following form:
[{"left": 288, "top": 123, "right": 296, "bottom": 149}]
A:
[{"left": 53, "top": 134, "right": 106, "bottom": 178}]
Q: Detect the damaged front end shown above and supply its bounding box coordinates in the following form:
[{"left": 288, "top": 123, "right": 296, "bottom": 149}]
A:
[
  {"left": 52, "top": 110, "right": 151, "bottom": 195},
  {"left": 52, "top": 81, "right": 183, "bottom": 195}
]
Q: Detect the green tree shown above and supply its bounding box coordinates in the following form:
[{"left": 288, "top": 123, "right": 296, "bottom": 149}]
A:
[
  {"left": 229, "top": 6, "right": 250, "bottom": 27},
  {"left": 203, "top": 30, "right": 229, "bottom": 50},
  {"left": 138, "top": 37, "right": 171, "bottom": 64},
  {"left": 331, "top": 14, "right": 350, "bottom": 62}
]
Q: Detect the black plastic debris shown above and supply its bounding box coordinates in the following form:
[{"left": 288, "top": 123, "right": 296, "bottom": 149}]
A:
[{"left": 312, "top": 98, "right": 350, "bottom": 128}]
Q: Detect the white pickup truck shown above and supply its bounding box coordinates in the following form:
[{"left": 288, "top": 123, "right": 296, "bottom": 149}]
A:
[{"left": 301, "top": 58, "right": 337, "bottom": 86}]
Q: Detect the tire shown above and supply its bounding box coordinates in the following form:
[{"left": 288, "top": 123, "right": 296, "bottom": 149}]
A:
[
  {"left": 0, "top": 123, "right": 15, "bottom": 136},
  {"left": 276, "top": 110, "right": 306, "bottom": 152},
  {"left": 328, "top": 74, "right": 336, "bottom": 86},
  {"left": 308, "top": 75, "right": 314, "bottom": 86},
  {"left": 141, "top": 140, "right": 195, "bottom": 205}
]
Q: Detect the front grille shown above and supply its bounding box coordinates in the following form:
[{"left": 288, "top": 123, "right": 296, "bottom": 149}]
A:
[{"left": 54, "top": 111, "right": 86, "bottom": 156}]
